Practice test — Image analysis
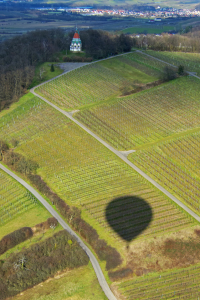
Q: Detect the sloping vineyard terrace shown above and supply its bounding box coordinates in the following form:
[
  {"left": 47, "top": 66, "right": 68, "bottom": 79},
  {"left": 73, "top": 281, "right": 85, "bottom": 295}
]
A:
[
  {"left": 117, "top": 263, "right": 200, "bottom": 299},
  {"left": 75, "top": 76, "right": 200, "bottom": 150},
  {"left": 146, "top": 50, "right": 200, "bottom": 76},
  {"left": 0, "top": 95, "right": 194, "bottom": 254},
  {"left": 129, "top": 130, "right": 200, "bottom": 215},
  {"left": 0, "top": 168, "right": 51, "bottom": 240},
  {"left": 35, "top": 52, "right": 167, "bottom": 110}
]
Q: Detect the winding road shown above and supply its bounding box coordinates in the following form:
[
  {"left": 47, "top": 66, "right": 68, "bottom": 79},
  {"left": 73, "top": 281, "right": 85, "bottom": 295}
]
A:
[
  {"left": 0, "top": 163, "right": 117, "bottom": 300},
  {"left": 30, "top": 53, "right": 200, "bottom": 297},
  {"left": 30, "top": 78, "right": 200, "bottom": 223},
  {"left": 3, "top": 51, "right": 200, "bottom": 300}
]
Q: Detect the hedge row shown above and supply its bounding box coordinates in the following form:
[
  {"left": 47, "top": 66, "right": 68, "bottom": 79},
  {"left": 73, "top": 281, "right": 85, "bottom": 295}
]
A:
[
  {"left": 28, "top": 174, "right": 122, "bottom": 270},
  {"left": 63, "top": 55, "right": 93, "bottom": 62},
  {"left": 0, "top": 230, "right": 89, "bottom": 300},
  {"left": 0, "top": 217, "right": 58, "bottom": 255}
]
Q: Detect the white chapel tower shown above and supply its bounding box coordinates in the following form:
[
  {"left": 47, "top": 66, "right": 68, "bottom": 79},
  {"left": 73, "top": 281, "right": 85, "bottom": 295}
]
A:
[{"left": 70, "top": 27, "right": 82, "bottom": 52}]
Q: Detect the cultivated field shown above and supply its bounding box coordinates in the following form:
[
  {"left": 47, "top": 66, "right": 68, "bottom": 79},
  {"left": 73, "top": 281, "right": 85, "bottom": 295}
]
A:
[
  {"left": 146, "top": 50, "right": 200, "bottom": 76},
  {"left": 0, "top": 94, "right": 194, "bottom": 257},
  {"left": 117, "top": 263, "right": 200, "bottom": 299},
  {"left": 75, "top": 76, "right": 200, "bottom": 150},
  {"left": 0, "top": 168, "right": 51, "bottom": 240},
  {"left": 2, "top": 50, "right": 200, "bottom": 299},
  {"left": 35, "top": 52, "right": 166, "bottom": 110},
  {"left": 129, "top": 130, "right": 200, "bottom": 215}
]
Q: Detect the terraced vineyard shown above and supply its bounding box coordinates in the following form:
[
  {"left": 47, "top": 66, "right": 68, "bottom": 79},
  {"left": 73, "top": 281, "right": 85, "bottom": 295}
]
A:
[
  {"left": 35, "top": 52, "right": 167, "bottom": 110},
  {"left": 0, "top": 168, "right": 51, "bottom": 239},
  {"left": 75, "top": 76, "right": 200, "bottom": 150},
  {"left": 2, "top": 51, "right": 200, "bottom": 299},
  {"left": 117, "top": 263, "right": 200, "bottom": 299},
  {"left": 0, "top": 169, "right": 38, "bottom": 225},
  {"left": 0, "top": 95, "right": 194, "bottom": 253},
  {"left": 146, "top": 50, "right": 200, "bottom": 76},
  {"left": 129, "top": 131, "right": 200, "bottom": 215}
]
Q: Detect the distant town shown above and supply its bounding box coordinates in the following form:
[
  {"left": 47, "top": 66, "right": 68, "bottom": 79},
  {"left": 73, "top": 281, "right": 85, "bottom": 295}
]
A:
[{"left": 36, "top": 6, "right": 200, "bottom": 19}]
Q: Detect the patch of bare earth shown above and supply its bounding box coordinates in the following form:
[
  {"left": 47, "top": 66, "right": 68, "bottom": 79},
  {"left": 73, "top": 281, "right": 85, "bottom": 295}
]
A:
[
  {"left": 111, "top": 283, "right": 127, "bottom": 300},
  {"left": 124, "top": 226, "right": 200, "bottom": 277}
]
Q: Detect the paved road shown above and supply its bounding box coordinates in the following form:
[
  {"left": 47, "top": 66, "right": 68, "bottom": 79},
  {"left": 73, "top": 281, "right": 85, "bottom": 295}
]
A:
[
  {"left": 30, "top": 53, "right": 200, "bottom": 298},
  {"left": 32, "top": 51, "right": 132, "bottom": 91},
  {"left": 137, "top": 50, "right": 200, "bottom": 80},
  {"left": 0, "top": 163, "right": 117, "bottom": 300},
  {"left": 31, "top": 87, "right": 200, "bottom": 223}
]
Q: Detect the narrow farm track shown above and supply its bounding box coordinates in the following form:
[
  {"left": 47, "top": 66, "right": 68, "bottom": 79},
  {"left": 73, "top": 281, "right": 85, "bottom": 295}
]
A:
[
  {"left": 30, "top": 84, "right": 200, "bottom": 224},
  {"left": 29, "top": 54, "right": 200, "bottom": 299},
  {"left": 137, "top": 50, "right": 200, "bottom": 80},
  {"left": 0, "top": 163, "right": 117, "bottom": 300}
]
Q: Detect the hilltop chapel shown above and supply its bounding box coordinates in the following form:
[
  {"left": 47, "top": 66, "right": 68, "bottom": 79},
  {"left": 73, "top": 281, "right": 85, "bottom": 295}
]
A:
[{"left": 70, "top": 27, "right": 82, "bottom": 52}]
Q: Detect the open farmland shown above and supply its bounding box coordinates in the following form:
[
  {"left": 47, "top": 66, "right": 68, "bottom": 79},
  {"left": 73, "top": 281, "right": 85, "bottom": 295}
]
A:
[
  {"left": 35, "top": 52, "right": 166, "bottom": 110},
  {"left": 129, "top": 130, "right": 200, "bottom": 215},
  {"left": 0, "top": 94, "right": 195, "bottom": 258},
  {"left": 2, "top": 50, "right": 200, "bottom": 299},
  {"left": 146, "top": 50, "right": 200, "bottom": 76},
  {"left": 0, "top": 168, "right": 52, "bottom": 240},
  {"left": 75, "top": 76, "right": 200, "bottom": 150},
  {"left": 117, "top": 262, "right": 200, "bottom": 299}
]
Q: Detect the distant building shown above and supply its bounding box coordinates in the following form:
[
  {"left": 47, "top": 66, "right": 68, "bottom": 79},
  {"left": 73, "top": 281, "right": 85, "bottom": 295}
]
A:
[{"left": 70, "top": 27, "right": 82, "bottom": 52}]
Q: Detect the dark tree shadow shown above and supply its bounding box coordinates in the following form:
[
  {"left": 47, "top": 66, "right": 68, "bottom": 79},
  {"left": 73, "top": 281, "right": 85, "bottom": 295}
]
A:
[{"left": 106, "top": 196, "right": 153, "bottom": 242}]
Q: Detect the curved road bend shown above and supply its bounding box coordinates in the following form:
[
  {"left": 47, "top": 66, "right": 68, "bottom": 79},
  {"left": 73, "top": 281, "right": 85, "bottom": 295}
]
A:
[
  {"left": 33, "top": 51, "right": 133, "bottom": 91},
  {"left": 0, "top": 163, "right": 117, "bottom": 300},
  {"left": 30, "top": 55, "right": 200, "bottom": 298},
  {"left": 30, "top": 88, "right": 200, "bottom": 224}
]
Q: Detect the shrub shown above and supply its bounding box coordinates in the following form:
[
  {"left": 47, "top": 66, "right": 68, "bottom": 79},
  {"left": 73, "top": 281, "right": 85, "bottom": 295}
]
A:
[
  {"left": 161, "top": 66, "right": 177, "bottom": 82},
  {"left": 0, "top": 227, "right": 33, "bottom": 255},
  {"left": 178, "top": 65, "right": 185, "bottom": 75},
  {"left": 50, "top": 64, "right": 55, "bottom": 72},
  {"left": 33, "top": 217, "right": 58, "bottom": 233},
  {"left": 63, "top": 56, "right": 93, "bottom": 62},
  {"left": 0, "top": 140, "right": 9, "bottom": 152},
  {"left": 4, "top": 151, "right": 38, "bottom": 174},
  {"left": 108, "top": 268, "right": 133, "bottom": 281}
]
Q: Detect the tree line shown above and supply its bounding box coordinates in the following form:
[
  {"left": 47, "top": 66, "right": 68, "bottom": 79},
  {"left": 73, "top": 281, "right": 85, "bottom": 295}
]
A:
[
  {"left": 133, "top": 28, "right": 200, "bottom": 52},
  {"left": 0, "top": 28, "right": 132, "bottom": 112},
  {"left": 0, "top": 28, "right": 67, "bottom": 111}
]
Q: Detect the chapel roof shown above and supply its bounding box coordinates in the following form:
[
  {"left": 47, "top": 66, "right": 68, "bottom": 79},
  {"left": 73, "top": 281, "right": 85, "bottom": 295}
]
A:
[{"left": 73, "top": 32, "right": 80, "bottom": 39}]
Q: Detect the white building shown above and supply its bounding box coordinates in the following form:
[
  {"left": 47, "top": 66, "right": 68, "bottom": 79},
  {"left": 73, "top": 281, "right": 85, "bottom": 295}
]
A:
[{"left": 70, "top": 27, "right": 82, "bottom": 52}]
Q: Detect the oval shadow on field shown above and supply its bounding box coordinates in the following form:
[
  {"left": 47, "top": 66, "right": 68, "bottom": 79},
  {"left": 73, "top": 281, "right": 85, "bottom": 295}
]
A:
[{"left": 106, "top": 196, "right": 153, "bottom": 242}]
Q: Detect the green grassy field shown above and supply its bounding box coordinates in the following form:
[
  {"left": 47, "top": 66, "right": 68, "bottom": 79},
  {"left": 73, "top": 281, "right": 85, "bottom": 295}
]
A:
[
  {"left": 2, "top": 50, "right": 200, "bottom": 299},
  {"left": 0, "top": 168, "right": 52, "bottom": 240},
  {"left": 0, "top": 93, "right": 195, "bottom": 261},
  {"left": 9, "top": 263, "right": 107, "bottom": 300},
  {"left": 29, "top": 62, "right": 63, "bottom": 89},
  {"left": 35, "top": 52, "right": 165, "bottom": 110},
  {"left": 75, "top": 76, "right": 200, "bottom": 150},
  {"left": 146, "top": 50, "right": 200, "bottom": 76}
]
